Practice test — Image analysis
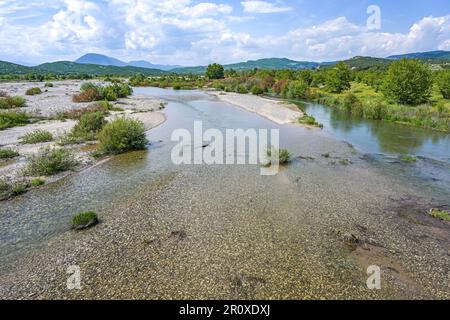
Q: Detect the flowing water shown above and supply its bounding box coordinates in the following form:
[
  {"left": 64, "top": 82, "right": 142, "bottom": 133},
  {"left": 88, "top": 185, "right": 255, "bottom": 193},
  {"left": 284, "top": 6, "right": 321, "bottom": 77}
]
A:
[{"left": 0, "top": 88, "right": 449, "bottom": 298}]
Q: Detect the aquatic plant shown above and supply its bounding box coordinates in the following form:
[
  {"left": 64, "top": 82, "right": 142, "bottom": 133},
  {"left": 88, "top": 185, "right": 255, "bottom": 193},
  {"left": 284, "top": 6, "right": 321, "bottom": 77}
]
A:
[{"left": 429, "top": 209, "right": 450, "bottom": 221}]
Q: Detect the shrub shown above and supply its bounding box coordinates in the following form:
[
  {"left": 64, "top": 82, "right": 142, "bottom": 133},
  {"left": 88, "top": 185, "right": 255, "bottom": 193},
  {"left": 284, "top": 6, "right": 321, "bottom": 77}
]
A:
[
  {"left": 98, "top": 117, "right": 148, "bottom": 154},
  {"left": 0, "top": 90, "right": 9, "bottom": 97},
  {"left": 30, "top": 178, "right": 45, "bottom": 187},
  {"left": 250, "top": 85, "right": 264, "bottom": 95},
  {"left": 20, "top": 129, "right": 53, "bottom": 144},
  {"left": 0, "top": 148, "right": 19, "bottom": 159},
  {"left": 0, "top": 96, "right": 26, "bottom": 109},
  {"left": 71, "top": 111, "right": 107, "bottom": 140},
  {"left": 298, "top": 115, "right": 323, "bottom": 128},
  {"left": 25, "top": 87, "right": 42, "bottom": 96},
  {"left": 44, "top": 82, "right": 54, "bottom": 88},
  {"left": 383, "top": 59, "right": 433, "bottom": 105},
  {"left": 71, "top": 211, "right": 98, "bottom": 229},
  {"left": 26, "top": 147, "right": 78, "bottom": 176},
  {"left": 285, "top": 80, "right": 309, "bottom": 99},
  {"left": 0, "top": 179, "right": 11, "bottom": 200},
  {"left": 64, "top": 103, "right": 109, "bottom": 119},
  {"left": 0, "top": 111, "right": 30, "bottom": 130},
  {"left": 72, "top": 88, "right": 102, "bottom": 103}
]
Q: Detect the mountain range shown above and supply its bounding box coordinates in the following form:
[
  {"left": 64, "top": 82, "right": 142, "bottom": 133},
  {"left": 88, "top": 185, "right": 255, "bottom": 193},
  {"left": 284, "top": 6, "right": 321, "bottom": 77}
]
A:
[{"left": 0, "top": 51, "right": 449, "bottom": 76}]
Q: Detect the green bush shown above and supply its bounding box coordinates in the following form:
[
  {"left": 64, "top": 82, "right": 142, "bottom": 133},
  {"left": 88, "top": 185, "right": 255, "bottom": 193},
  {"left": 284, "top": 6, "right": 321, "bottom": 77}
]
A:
[
  {"left": 383, "top": 59, "right": 433, "bottom": 105},
  {"left": 71, "top": 211, "right": 98, "bottom": 229},
  {"left": 98, "top": 117, "right": 148, "bottom": 154},
  {"left": 0, "top": 96, "right": 26, "bottom": 109},
  {"left": 206, "top": 63, "right": 225, "bottom": 79},
  {"left": 0, "top": 148, "right": 19, "bottom": 159},
  {"left": 25, "top": 87, "right": 42, "bottom": 96},
  {"left": 250, "top": 85, "right": 264, "bottom": 95},
  {"left": 44, "top": 82, "right": 54, "bottom": 88},
  {"left": 285, "top": 80, "right": 309, "bottom": 99},
  {"left": 72, "top": 112, "right": 106, "bottom": 139},
  {"left": 20, "top": 129, "right": 53, "bottom": 144},
  {"left": 0, "top": 111, "right": 30, "bottom": 130},
  {"left": 26, "top": 147, "right": 78, "bottom": 176}
]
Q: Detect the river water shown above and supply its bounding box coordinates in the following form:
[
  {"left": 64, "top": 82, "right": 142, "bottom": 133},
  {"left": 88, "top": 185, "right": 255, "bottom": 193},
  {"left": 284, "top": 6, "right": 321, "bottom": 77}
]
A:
[{"left": 0, "top": 88, "right": 449, "bottom": 298}]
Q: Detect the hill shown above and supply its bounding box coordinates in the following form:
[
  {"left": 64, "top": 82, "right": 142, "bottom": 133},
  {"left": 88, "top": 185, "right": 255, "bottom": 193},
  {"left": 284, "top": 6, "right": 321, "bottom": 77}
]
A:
[
  {"left": 172, "top": 58, "right": 320, "bottom": 74},
  {"left": 34, "top": 61, "right": 167, "bottom": 75},
  {"left": 0, "top": 61, "right": 33, "bottom": 74}
]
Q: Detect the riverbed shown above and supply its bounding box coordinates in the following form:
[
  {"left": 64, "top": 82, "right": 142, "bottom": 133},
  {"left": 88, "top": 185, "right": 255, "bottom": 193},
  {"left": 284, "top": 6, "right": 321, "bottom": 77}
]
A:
[{"left": 0, "top": 87, "right": 448, "bottom": 299}]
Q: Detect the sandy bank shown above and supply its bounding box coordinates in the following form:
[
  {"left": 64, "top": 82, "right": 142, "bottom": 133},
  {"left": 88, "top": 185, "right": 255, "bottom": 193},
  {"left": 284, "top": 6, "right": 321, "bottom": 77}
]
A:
[{"left": 211, "top": 91, "right": 303, "bottom": 125}]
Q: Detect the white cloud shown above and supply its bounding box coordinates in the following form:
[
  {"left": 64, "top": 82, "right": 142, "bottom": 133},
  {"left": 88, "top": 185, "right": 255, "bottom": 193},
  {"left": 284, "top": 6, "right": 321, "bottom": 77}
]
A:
[
  {"left": 241, "top": 1, "right": 292, "bottom": 14},
  {"left": 0, "top": 0, "right": 449, "bottom": 66}
]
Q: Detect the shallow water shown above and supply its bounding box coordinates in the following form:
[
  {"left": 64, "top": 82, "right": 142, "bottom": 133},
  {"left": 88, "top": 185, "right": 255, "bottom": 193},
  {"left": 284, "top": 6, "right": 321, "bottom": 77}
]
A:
[{"left": 0, "top": 88, "right": 449, "bottom": 293}]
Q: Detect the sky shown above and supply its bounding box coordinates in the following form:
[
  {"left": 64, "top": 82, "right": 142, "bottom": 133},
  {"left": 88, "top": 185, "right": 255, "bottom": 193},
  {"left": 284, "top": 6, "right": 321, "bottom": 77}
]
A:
[{"left": 0, "top": 0, "right": 449, "bottom": 66}]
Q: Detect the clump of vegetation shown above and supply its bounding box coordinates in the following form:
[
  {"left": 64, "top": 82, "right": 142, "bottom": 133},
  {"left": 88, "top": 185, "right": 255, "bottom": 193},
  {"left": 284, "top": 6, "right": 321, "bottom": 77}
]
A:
[
  {"left": 72, "top": 82, "right": 133, "bottom": 103},
  {"left": 0, "top": 90, "right": 8, "bottom": 97},
  {"left": 71, "top": 211, "right": 98, "bottom": 230},
  {"left": 44, "top": 82, "right": 54, "bottom": 88},
  {"left": 98, "top": 117, "right": 148, "bottom": 154},
  {"left": 429, "top": 208, "right": 450, "bottom": 221},
  {"left": 0, "top": 96, "right": 26, "bottom": 109},
  {"left": 71, "top": 111, "right": 107, "bottom": 141},
  {"left": 30, "top": 178, "right": 45, "bottom": 187},
  {"left": 266, "top": 148, "right": 292, "bottom": 165},
  {"left": 0, "top": 148, "right": 19, "bottom": 159},
  {"left": 0, "top": 111, "right": 30, "bottom": 130},
  {"left": 0, "top": 179, "right": 11, "bottom": 200},
  {"left": 25, "top": 87, "right": 42, "bottom": 96},
  {"left": 298, "top": 114, "right": 323, "bottom": 128},
  {"left": 26, "top": 147, "right": 78, "bottom": 176},
  {"left": 20, "top": 129, "right": 53, "bottom": 144},
  {"left": 383, "top": 59, "right": 433, "bottom": 105},
  {"left": 436, "top": 71, "right": 450, "bottom": 99},
  {"left": 400, "top": 155, "right": 418, "bottom": 163}
]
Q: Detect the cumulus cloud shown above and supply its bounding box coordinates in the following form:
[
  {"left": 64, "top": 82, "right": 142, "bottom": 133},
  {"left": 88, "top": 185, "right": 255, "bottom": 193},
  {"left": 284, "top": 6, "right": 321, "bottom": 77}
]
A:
[
  {"left": 0, "top": 0, "right": 449, "bottom": 66},
  {"left": 241, "top": 1, "right": 292, "bottom": 14}
]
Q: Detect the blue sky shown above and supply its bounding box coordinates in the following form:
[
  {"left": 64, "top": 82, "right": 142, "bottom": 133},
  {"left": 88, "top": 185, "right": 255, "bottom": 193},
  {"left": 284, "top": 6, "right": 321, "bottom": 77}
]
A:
[{"left": 0, "top": 0, "right": 449, "bottom": 66}]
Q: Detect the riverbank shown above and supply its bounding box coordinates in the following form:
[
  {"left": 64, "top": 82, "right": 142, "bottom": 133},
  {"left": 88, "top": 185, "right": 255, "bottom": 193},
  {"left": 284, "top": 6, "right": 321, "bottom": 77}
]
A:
[
  {"left": 0, "top": 81, "right": 166, "bottom": 197},
  {"left": 210, "top": 91, "right": 304, "bottom": 125}
]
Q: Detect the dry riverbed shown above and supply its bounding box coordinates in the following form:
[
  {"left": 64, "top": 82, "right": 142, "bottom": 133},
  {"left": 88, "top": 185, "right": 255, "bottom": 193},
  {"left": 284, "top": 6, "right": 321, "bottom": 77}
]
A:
[{"left": 0, "top": 81, "right": 166, "bottom": 190}]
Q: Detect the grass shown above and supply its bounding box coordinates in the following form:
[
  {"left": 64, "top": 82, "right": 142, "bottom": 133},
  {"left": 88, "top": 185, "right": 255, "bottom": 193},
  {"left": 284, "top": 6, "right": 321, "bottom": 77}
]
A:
[
  {"left": 0, "top": 111, "right": 30, "bottom": 130},
  {"left": 429, "top": 209, "right": 450, "bottom": 221},
  {"left": 400, "top": 155, "right": 418, "bottom": 163},
  {"left": 26, "top": 146, "right": 78, "bottom": 176},
  {"left": 59, "top": 111, "right": 107, "bottom": 146},
  {"left": 298, "top": 114, "right": 323, "bottom": 128},
  {"left": 30, "top": 178, "right": 45, "bottom": 187},
  {"left": 98, "top": 117, "right": 148, "bottom": 154},
  {"left": 25, "top": 87, "right": 42, "bottom": 96},
  {"left": 0, "top": 148, "right": 19, "bottom": 159},
  {"left": 0, "top": 179, "right": 29, "bottom": 200},
  {"left": 20, "top": 129, "right": 53, "bottom": 144},
  {"left": 314, "top": 82, "right": 450, "bottom": 132},
  {"left": 71, "top": 211, "right": 98, "bottom": 229}
]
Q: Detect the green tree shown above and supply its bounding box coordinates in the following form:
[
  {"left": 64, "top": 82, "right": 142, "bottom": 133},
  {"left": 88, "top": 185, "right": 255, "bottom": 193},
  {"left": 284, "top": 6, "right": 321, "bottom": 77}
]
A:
[
  {"left": 284, "top": 80, "right": 309, "bottom": 99},
  {"left": 326, "top": 62, "right": 351, "bottom": 93},
  {"left": 437, "top": 71, "right": 450, "bottom": 99},
  {"left": 383, "top": 59, "right": 433, "bottom": 105},
  {"left": 206, "top": 63, "right": 225, "bottom": 79}
]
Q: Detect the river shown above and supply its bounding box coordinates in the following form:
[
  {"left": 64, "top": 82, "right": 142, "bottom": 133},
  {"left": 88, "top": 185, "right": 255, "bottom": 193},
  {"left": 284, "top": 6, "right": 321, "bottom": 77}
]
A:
[{"left": 0, "top": 88, "right": 448, "bottom": 299}]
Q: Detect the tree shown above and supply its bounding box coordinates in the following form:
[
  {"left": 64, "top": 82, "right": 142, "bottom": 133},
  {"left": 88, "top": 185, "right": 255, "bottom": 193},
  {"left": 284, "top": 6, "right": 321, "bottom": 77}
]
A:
[
  {"left": 326, "top": 61, "right": 351, "bottom": 93},
  {"left": 383, "top": 59, "right": 433, "bottom": 105},
  {"left": 284, "top": 80, "right": 309, "bottom": 99},
  {"left": 437, "top": 71, "right": 450, "bottom": 99},
  {"left": 206, "top": 63, "right": 225, "bottom": 79}
]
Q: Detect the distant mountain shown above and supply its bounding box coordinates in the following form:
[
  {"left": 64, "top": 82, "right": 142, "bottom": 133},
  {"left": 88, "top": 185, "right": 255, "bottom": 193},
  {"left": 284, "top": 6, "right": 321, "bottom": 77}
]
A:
[
  {"left": 0, "top": 60, "right": 167, "bottom": 76},
  {"left": 387, "top": 50, "right": 450, "bottom": 60},
  {"left": 75, "top": 54, "right": 180, "bottom": 71},
  {"left": 341, "top": 56, "right": 392, "bottom": 70},
  {"left": 172, "top": 58, "right": 320, "bottom": 74}
]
